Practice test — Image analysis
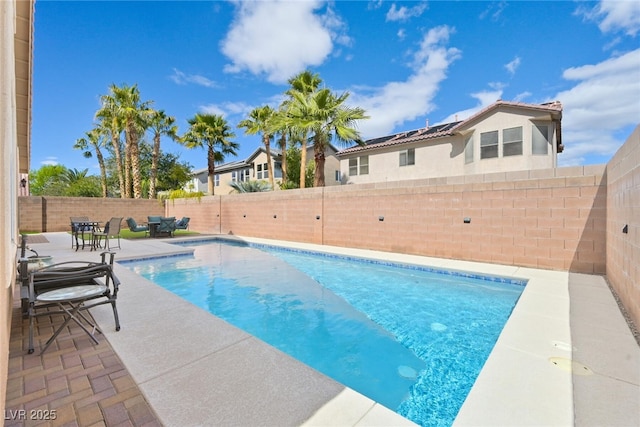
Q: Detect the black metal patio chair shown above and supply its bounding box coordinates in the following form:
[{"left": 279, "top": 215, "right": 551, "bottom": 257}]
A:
[{"left": 19, "top": 252, "right": 121, "bottom": 354}]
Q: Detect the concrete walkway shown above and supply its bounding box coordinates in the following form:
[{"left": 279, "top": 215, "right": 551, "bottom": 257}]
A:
[{"left": 6, "top": 232, "right": 639, "bottom": 426}]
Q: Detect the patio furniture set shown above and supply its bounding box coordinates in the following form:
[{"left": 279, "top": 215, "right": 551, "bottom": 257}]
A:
[
  {"left": 126, "top": 216, "right": 190, "bottom": 238},
  {"left": 18, "top": 234, "right": 121, "bottom": 355},
  {"left": 70, "top": 216, "right": 190, "bottom": 253},
  {"left": 19, "top": 215, "right": 188, "bottom": 354},
  {"left": 70, "top": 216, "right": 122, "bottom": 251}
]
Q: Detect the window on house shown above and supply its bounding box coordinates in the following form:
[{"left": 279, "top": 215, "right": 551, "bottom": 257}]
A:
[
  {"left": 335, "top": 170, "right": 340, "bottom": 182},
  {"left": 256, "top": 163, "right": 269, "bottom": 179},
  {"left": 532, "top": 124, "right": 549, "bottom": 155},
  {"left": 359, "top": 156, "right": 369, "bottom": 175},
  {"left": 349, "top": 158, "right": 358, "bottom": 176},
  {"left": 231, "top": 171, "right": 238, "bottom": 182},
  {"left": 399, "top": 148, "right": 415, "bottom": 166},
  {"left": 464, "top": 135, "right": 474, "bottom": 164},
  {"left": 214, "top": 174, "right": 220, "bottom": 187},
  {"left": 503, "top": 126, "right": 523, "bottom": 156},
  {"left": 274, "top": 162, "right": 282, "bottom": 178},
  {"left": 237, "top": 168, "right": 250, "bottom": 182},
  {"left": 480, "top": 131, "right": 499, "bottom": 159}
]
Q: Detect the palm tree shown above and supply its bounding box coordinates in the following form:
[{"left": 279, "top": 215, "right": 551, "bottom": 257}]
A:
[
  {"left": 238, "top": 106, "right": 276, "bottom": 189},
  {"left": 110, "top": 84, "right": 153, "bottom": 199},
  {"left": 96, "top": 92, "right": 126, "bottom": 198},
  {"left": 307, "top": 89, "right": 368, "bottom": 186},
  {"left": 283, "top": 70, "right": 322, "bottom": 188},
  {"left": 148, "top": 110, "right": 178, "bottom": 199},
  {"left": 74, "top": 128, "right": 109, "bottom": 197},
  {"left": 63, "top": 168, "right": 90, "bottom": 184},
  {"left": 181, "top": 113, "right": 239, "bottom": 195}
]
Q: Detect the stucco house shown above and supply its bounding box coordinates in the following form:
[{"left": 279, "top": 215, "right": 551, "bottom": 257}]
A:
[
  {"left": 337, "top": 100, "right": 563, "bottom": 184},
  {"left": 187, "top": 147, "right": 283, "bottom": 194},
  {"left": 189, "top": 144, "right": 342, "bottom": 193}
]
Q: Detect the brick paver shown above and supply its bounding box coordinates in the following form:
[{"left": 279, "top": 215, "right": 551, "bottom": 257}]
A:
[{"left": 5, "top": 292, "right": 162, "bottom": 427}]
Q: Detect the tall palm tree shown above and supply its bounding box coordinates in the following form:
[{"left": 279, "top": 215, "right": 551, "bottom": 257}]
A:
[
  {"left": 110, "top": 84, "right": 153, "bottom": 199},
  {"left": 181, "top": 113, "right": 239, "bottom": 195},
  {"left": 74, "top": 128, "right": 109, "bottom": 197},
  {"left": 283, "top": 70, "right": 322, "bottom": 188},
  {"left": 96, "top": 92, "right": 126, "bottom": 198},
  {"left": 307, "top": 89, "right": 368, "bottom": 186},
  {"left": 148, "top": 110, "right": 178, "bottom": 199},
  {"left": 238, "top": 105, "right": 276, "bottom": 189}
]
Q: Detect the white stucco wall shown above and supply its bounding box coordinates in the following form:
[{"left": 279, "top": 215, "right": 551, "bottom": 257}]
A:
[
  {"left": 339, "top": 107, "right": 558, "bottom": 185},
  {"left": 462, "top": 109, "right": 557, "bottom": 176}
]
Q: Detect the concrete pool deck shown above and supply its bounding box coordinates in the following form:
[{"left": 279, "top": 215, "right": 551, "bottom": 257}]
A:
[{"left": 8, "top": 232, "right": 639, "bottom": 426}]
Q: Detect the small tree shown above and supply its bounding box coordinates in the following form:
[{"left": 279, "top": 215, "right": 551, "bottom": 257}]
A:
[{"left": 281, "top": 146, "right": 314, "bottom": 189}]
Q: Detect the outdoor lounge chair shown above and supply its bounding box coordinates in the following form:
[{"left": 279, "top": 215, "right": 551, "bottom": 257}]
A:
[
  {"left": 174, "top": 217, "right": 190, "bottom": 230},
  {"left": 126, "top": 217, "right": 149, "bottom": 236},
  {"left": 93, "top": 217, "right": 123, "bottom": 250},
  {"left": 19, "top": 252, "right": 121, "bottom": 354},
  {"left": 156, "top": 217, "right": 176, "bottom": 237}
]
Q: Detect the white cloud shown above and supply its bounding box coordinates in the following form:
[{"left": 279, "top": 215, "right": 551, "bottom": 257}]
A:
[
  {"left": 367, "top": 0, "right": 384, "bottom": 11},
  {"left": 439, "top": 89, "right": 504, "bottom": 124},
  {"left": 505, "top": 56, "right": 521, "bottom": 75},
  {"left": 221, "top": 0, "right": 348, "bottom": 84},
  {"left": 513, "top": 91, "right": 532, "bottom": 102},
  {"left": 349, "top": 25, "right": 461, "bottom": 138},
  {"left": 41, "top": 157, "right": 58, "bottom": 166},
  {"left": 199, "top": 101, "right": 254, "bottom": 118},
  {"left": 479, "top": 1, "right": 507, "bottom": 21},
  {"left": 555, "top": 49, "right": 640, "bottom": 165},
  {"left": 170, "top": 69, "right": 217, "bottom": 88},
  {"left": 386, "top": 2, "right": 428, "bottom": 22},
  {"left": 579, "top": 0, "right": 640, "bottom": 36}
]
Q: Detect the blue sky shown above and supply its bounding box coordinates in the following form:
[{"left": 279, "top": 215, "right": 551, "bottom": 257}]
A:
[{"left": 32, "top": 0, "right": 640, "bottom": 174}]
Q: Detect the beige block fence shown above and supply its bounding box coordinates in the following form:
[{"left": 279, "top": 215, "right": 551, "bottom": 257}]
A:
[
  {"left": 18, "top": 197, "right": 164, "bottom": 233},
  {"left": 166, "top": 166, "right": 607, "bottom": 275}
]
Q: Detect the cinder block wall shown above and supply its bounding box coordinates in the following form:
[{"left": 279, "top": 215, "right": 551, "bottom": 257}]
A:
[
  {"left": 166, "top": 196, "right": 222, "bottom": 235},
  {"left": 167, "top": 165, "right": 607, "bottom": 274},
  {"left": 18, "top": 197, "right": 165, "bottom": 232},
  {"left": 606, "top": 124, "right": 640, "bottom": 328},
  {"left": 321, "top": 167, "right": 606, "bottom": 273}
]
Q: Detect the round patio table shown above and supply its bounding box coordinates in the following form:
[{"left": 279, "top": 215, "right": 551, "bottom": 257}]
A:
[{"left": 35, "top": 284, "right": 107, "bottom": 355}]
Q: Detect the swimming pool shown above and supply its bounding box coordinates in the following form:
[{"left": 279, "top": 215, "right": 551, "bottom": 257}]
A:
[{"left": 122, "top": 240, "right": 526, "bottom": 426}]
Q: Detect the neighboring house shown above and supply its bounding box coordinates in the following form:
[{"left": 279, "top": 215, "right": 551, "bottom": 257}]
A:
[
  {"left": 187, "top": 144, "right": 342, "bottom": 193},
  {"left": 188, "top": 147, "right": 283, "bottom": 194},
  {"left": 337, "top": 100, "right": 563, "bottom": 185}
]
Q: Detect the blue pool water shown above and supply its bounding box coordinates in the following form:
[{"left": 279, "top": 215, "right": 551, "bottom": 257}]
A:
[{"left": 122, "top": 240, "right": 525, "bottom": 426}]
